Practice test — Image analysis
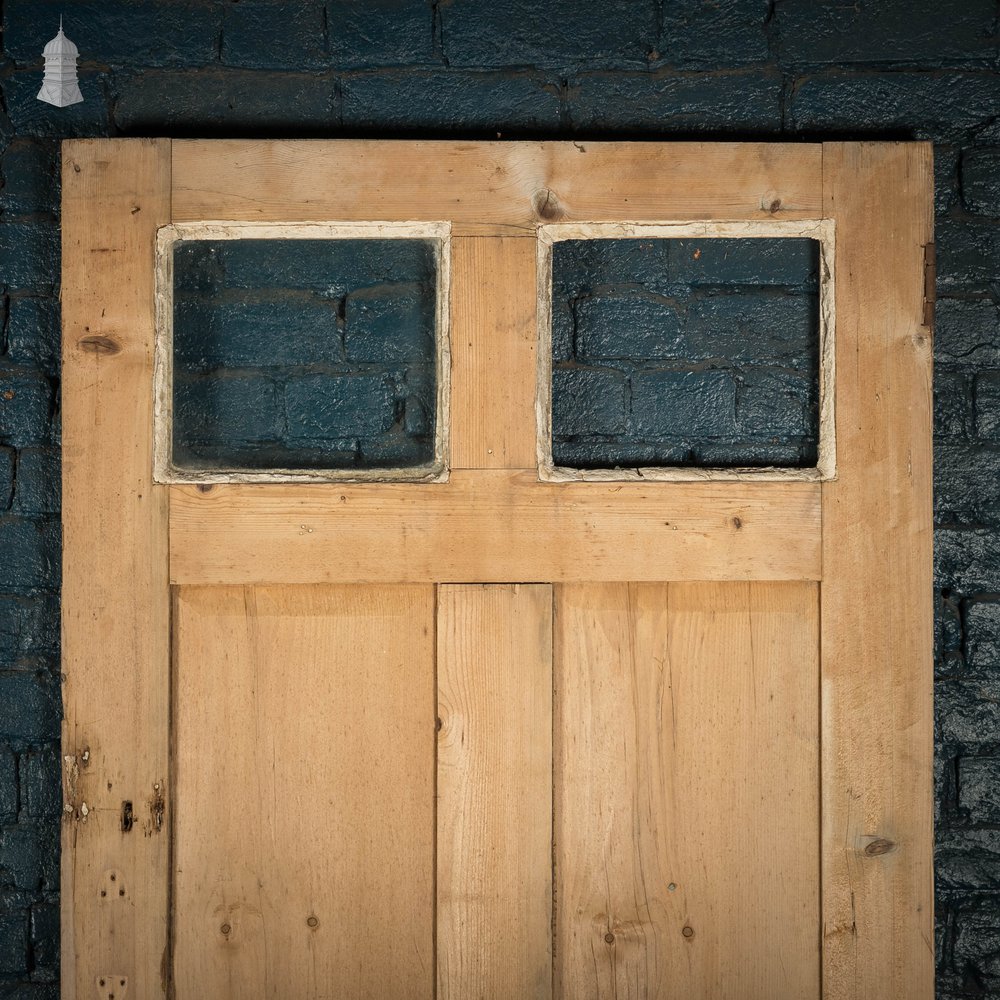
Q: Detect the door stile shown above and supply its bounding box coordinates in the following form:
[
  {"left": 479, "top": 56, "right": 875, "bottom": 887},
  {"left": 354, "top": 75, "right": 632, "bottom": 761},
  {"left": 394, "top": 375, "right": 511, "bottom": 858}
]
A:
[
  {"left": 819, "top": 142, "right": 934, "bottom": 999},
  {"left": 61, "top": 138, "right": 173, "bottom": 999}
]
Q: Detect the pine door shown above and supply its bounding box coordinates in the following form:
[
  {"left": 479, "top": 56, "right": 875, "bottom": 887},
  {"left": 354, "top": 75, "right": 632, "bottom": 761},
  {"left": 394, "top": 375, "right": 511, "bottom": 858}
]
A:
[{"left": 60, "top": 139, "right": 933, "bottom": 1000}]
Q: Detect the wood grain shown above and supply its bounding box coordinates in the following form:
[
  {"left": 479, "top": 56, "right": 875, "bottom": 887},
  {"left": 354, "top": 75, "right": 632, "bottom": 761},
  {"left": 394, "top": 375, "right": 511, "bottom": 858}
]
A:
[
  {"left": 171, "top": 584, "right": 435, "bottom": 1000},
  {"left": 450, "top": 238, "right": 538, "bottom": 469},
  {"left": 171, "top": 140, "right": 823, "bottom": 225},
  {"left": 554, "top": 582, "right": 820, "bottom": 1000},
  {"left": 437, "top": 585, "right": 553, "bottom": 1000},
  {"left": 168, "top": 473, "right": 822, "bottom": 584},
  {"left": 60, "top": 138, "right": 172, "bottom": 1000},
  {"left": 820, "top": 143, "right": 935, "bottom": 999}
]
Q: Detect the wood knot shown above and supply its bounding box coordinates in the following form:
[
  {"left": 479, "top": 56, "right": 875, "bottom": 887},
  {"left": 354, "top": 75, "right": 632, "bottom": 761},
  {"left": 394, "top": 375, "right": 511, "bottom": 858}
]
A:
[
  {"left": 79, "top": 334, "right": 121, "bottom": 355},
  {"left": 533, "top": 188, "right": 564, "bottom": 221},
  {"left": 604, "top": 932, "right": 615, "bottom": 944},
  {"left": 863, "top": 837, "right": 897, "bottom": 857},
  {"left": 307, "top": 915, "right": 319, "bottom": 928},
  {"left": 732, "top": 516, "right": 743, "bottom": 530}
]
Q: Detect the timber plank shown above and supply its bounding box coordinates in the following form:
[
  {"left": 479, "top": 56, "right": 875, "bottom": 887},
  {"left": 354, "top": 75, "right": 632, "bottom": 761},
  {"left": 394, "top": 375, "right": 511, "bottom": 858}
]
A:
[
  {"left": 820, "top": 142, "right": 934, "bottom": 1000},
  {"left": 60, "top": 138, "right": 172, "bottom": 999}
]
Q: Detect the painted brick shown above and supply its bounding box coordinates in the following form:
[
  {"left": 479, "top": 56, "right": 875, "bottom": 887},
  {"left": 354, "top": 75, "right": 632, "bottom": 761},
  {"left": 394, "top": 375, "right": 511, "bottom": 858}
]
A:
[
  {"left": 0, "top": 985, "right": 58, "bottom": 999},
  {"left": 344, "top": 284, "right": 435, "bottom": 363},
  {"left": 551, "top": 368, "right": 626, "bottom": 437},
  {"left": 328, "top": 0, "right": 435, "bottom": 69},
  {"left": 552, "top": 438, "right": 691, "bottom": 469},
  {"left": 961, "top": 148, "right": 1000, "bottom": 217},
  {"left": 553, "top": 239, "right": 673, "bottom": 292},
  {"left": 0, "top": 224, "right": 58, "bottom": 292},
  {"left": 775, "top": 0, "right": 997, "bottom": 67},
  {"left": 736, "top": 369, "right": 817, "bottom": 440},
  {"left": 667, "top": 238, "right": 818, "bottom": 287},
  {"left": 0, "top": 750, "right": 16, "bottom": 822},
  {"left": 568, "top": 70, "right": 781, "bottom": 132},
  {"left": 935, "top": 145, "right": 961, "bottom": 214},
  {"left": 574, "top": 294, "right": 685, "bottom": 361},
  {"left": 29, "top": 902, "right": 57, "bottom": 981},
  {"left": 215, "top": 238, "right": 435, "bottom": 294},
  {"left": 974, "top": 374, "right": 1000, "bottom": 441},
  {"left": 0, "top": 911, "right": 26, "bottom": 975},
  {"left": 937, "top": 216, "right": 1000, "bottom": 291},
  {"left": 959, "top": 757, "right": 1000, "bottom": 823},
  {"left": 0, "top": 824, "right": 45, "bottom": 891},
  {"left": 631, "top": 371, "right": 737, "bottom": 439},
  {"left": 221, "top": 1, "right": 328, "bottom": 71},
  {"left": 934, "top": 370, "right": 973, "bottom": 440},
  {"left": 173, "top": 376, "right": 281, "bottom": 449},
  {"left": 658, "top": 0, "right": 770, "bottom": 69},
  {"left": 285, "top": 374, "right": 396, "bottom": 440},
  {"left": 440, "top": 0, "right": 655, "bottom": 69},
  {"left": 0, "top": 673, "right": 58, "bottom": 742},
  {"left": 11, "top": 448, "right": 58, "bottom": 516},
  {"left": 0, "top": 598, "right": 59, "bottom": 664},
  {"left": 4, "top": 1, "right": 221, "bottom": 67},
  {"left": 6, "top": 298, "right": 59, "bottom": 369},
  {"left": 936, "top": 828, "right": 1000, "bottom": 891},
  {"left": 935, "top": 444, "right": 1000, "bottom": 525},
  {"left": 341, "top": 70, "right": 561, "bottom": 131},
  {"left": 18, "top": 747, "right": 58, "bottom": 820},
  {"left": 965, "top": 601, "right": 1000, "bottom": 674},
  {"left": 0, "top": 141, "right": 57, "bottom": 216},
  {"left": 402, "top": 368, "right": 435, "bottom": 439},
  {"left": 3, "top": 69, "right": 113, "bottom": 139},
  {"left": 938, "top": 679, "right": 1000, "bottom": 753},
  {"left": 0, "top": 519, "right": 59, "bottom": 593},
  {"left": 687, "top": 293, "right": 817, "bottom": 366},
  {"left": 935, "top": 297, "right": 1000, "bottom": 367},
  {"left": 114, "top": 69, "right": 336, "bottom": 132},
  {"left": 951, "top": 899, "right": 1000, "bottom": 989},
  {"left": 173, "top": 297, "right": 342, "bottom": 370},
  {"left": 936, "top": 528, "right": 1000, "bottom": 592},
  {"left": 790, "top": 72, "right": 1000, "bottom": 142},
  {"left": 358, "top": 430, "right": 433, "bottom": 468},
  {"left": 0, "top": 449, "right": 13, "bottom": 510},
  {"left": 0, "top": 375, "right": 52, "bottom": 449}
]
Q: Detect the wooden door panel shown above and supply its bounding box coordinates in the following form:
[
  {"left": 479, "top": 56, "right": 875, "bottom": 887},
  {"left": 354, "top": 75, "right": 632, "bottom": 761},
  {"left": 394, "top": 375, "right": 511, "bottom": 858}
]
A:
[
  {"left": 172, "top": 584, "right": 436, "bottom": 1000},
  {"left": 61, "top": 139, "right": 933, "bottom": 1000},
  {"left": 555, "top": 582, "right": 820, "bottom": 1000},
  {"left": 437, "top": 584, "right": 553, "bottom": 1000}
]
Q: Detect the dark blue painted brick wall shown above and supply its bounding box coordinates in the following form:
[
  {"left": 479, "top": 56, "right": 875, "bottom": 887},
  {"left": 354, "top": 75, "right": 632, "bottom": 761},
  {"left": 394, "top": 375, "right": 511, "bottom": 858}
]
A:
[
  {"left": 172, "top": 237, "right": 437, "bottom": 470},
  {"left": 550, "top": 237, "right": 819, "bottom": 469},
  {"left": 1, "top": 1, "right": 999, "bottom": 995}
]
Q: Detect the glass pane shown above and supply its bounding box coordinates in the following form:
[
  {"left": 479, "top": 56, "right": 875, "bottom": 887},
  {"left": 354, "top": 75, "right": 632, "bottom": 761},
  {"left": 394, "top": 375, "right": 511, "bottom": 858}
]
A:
[
  {"left": 550, "top": 237, "right": 820, "bottom": 469},
  {"left": 171, "top": 238, "right": 438, "bottom": 471}
]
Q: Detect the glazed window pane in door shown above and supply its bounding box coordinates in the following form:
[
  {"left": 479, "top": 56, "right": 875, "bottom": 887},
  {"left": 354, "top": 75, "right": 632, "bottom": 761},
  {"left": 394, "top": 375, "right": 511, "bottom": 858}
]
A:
[{"left": 61, "top": 139, "right": 933, "bottom": 1000}]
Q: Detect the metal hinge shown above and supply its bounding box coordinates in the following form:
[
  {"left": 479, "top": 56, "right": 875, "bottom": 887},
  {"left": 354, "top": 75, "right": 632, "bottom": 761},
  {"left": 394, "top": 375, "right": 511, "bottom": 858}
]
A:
[{"left": 922, "top": 242, "right": 935, "bottom": 329}]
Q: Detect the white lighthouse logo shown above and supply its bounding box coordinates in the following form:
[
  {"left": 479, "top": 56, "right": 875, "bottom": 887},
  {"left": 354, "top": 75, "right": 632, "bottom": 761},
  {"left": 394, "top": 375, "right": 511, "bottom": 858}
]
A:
[{"left": 37, "top": 18, "right": 83, "bottom": 107}]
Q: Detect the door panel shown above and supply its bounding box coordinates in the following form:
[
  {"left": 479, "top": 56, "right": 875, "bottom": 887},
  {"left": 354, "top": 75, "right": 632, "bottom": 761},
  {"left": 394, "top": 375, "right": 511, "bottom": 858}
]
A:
[
  {"left": 61, "top": 139, "right": 933, "bottom": 1000},
  {"left": 172, "top": 585, "right": 435, "bottom": 999},
  {"left": 437, "top": 584, "right": 553, "bottom": 1000},
  {"left": 555, "top": 582, "right": 820, "bottom": 1000}
]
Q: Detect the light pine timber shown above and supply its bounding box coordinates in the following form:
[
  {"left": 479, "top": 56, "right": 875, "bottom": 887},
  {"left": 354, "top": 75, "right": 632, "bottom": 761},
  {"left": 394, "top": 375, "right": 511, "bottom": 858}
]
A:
[
  {"left": 450, "top": 238, "right": 538, "bottom": 469},
  {"left": 437, "top": 585, "right": 553, "bottom": 1000},
  {"left": 171, "top": 585, "right": 435, "bottom": 1000},
  {"left": 168, "top": 473, "right": 822, "bottom": 585},
  {"left": 554, "top": 582, "right": 821, "bottom": 1000},
  {"left": 820, "top": 143, "right": 935, "bottom": 999},
  {"left": 60, "top": 138, "right": 172, "bottom": 1000},
  {"left": 171, "top": 140, "right": 823, "bottom": 226}
]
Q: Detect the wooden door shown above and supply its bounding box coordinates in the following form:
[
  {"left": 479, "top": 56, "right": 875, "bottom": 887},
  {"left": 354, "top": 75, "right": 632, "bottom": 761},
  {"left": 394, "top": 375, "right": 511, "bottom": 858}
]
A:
[{"left": 61, "top": 139, "right": 933, "bottom": 1000}]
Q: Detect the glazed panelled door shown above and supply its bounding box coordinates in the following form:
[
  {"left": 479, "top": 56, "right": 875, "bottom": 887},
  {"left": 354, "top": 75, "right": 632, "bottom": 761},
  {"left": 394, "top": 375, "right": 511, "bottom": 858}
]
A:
[{"left": 61, "top": 140, "right": 933, "bottom": 1000}]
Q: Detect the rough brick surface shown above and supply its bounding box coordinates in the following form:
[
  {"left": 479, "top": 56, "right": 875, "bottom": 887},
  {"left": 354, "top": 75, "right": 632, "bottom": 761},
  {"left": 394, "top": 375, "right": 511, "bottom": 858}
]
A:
[{"left": 0, "top": 1, "right": 997, "bottom": 991}]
